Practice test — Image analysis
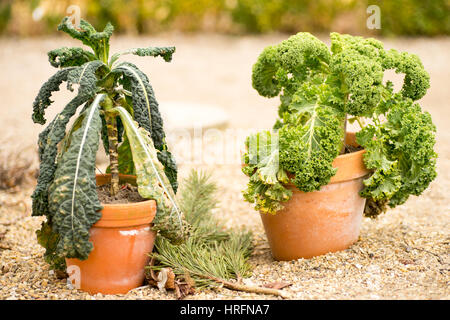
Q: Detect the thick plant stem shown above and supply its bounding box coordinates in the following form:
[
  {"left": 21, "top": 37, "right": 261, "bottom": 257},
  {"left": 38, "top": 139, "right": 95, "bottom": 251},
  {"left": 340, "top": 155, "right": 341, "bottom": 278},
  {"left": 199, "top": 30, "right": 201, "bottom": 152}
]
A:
[
  {"left": 105, "top": 113, "right": 119, "bottom": 196},
  {"left": 340, "top": 91, "right": 350, "bottom": 154},
  {"left": 204, "top": 275, "right": 288, "bottom": 298},
  {"left": 340, "top": 114, "right": 347, "bottom": 154}
]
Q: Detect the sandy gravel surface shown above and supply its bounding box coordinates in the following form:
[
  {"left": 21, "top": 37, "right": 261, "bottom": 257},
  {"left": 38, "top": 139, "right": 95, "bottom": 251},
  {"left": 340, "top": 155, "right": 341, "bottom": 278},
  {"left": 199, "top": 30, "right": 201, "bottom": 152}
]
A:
[{"left": 0, "top": 34, "right": 449, "bottom": 300}]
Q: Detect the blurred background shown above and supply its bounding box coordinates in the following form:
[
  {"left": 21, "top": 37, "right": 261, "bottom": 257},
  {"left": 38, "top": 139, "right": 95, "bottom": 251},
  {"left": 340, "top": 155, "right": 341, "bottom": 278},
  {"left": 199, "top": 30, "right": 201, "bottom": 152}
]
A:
[{"left": 0, "top": 0, "right": 448, "bottom": 37}]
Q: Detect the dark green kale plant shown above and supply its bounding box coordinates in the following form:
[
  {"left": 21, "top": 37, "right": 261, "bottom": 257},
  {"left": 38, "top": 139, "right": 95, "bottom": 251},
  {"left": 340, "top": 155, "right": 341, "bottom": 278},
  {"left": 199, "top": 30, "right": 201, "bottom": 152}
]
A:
[
  {"left": 242, "top": 32, "right": 437, "bottom": 217},
  {"left": 32, "top": 17, "right": 190, "bottom": 270}
]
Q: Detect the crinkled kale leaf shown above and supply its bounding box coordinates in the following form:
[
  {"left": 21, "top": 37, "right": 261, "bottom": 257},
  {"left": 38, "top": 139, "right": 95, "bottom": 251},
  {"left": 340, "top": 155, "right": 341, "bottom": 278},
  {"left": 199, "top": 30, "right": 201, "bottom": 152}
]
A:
[
  {"left": 242, "top": 131, "right": 292, "bottom": 214},
  {"left": 244, "top": 32, "right": 436, "bottom": 217},
  {"left": 357, "top": 95, "right": 437, "bottom": 214}
]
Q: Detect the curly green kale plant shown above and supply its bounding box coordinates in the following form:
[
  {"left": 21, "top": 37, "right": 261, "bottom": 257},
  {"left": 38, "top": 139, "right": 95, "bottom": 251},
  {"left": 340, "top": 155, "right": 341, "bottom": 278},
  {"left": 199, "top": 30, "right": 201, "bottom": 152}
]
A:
[
  {"left": 32, "top": 17, "right": 190, "bottom": 270},
  {"left": 243, "top": 32, "right": 437, "bottom": 217}
]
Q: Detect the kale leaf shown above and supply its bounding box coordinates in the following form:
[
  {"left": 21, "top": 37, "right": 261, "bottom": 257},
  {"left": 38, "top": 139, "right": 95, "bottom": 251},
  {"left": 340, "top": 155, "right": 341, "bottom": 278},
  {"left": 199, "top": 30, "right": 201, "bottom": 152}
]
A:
[
  {"left": 244, "top": 32, "right": 436, "bottom": 216},
  {"left": 357, "top": 95, "right": 437, "bottom": 215}
]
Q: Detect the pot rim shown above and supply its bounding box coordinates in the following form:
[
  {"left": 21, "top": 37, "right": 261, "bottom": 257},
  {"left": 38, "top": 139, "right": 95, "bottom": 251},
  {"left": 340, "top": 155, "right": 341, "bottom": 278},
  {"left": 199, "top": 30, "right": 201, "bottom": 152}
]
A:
[
  {"left": 94, "top": 173, "right": 156, "bottom": 228},
  {"left": 334, "top": 148, "right": 365, "bottom": 160}
]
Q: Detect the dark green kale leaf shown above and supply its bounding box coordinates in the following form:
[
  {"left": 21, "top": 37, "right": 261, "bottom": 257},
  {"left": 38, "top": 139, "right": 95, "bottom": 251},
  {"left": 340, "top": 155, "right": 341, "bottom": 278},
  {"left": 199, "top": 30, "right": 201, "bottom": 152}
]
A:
[
  {"left": 131, "top": 46, "right": 175, "bottom": 61},
  {"left": 48, "top": 47, "right": 96, "bottom": 68},
  {"left": 47, "top": 95, "right": 104, "bottom": 260},
  {"left": 36, "top": 220, "right": 65, "bottom": 271},
  {"left": 157, "top": 149, "right": 178, "bottom": 193},
  {"left": 109, "top": 46, "right": 176, "bottom": 65},
  {"left": 32, "top": 61, "right": 105, "bottom": 218},
  {"left": 111, "top": 62, "right": 178, "bottom": 192},
  {"left": 57, "top": 17, "right": 114, "bottom": 61},
  {"left": 32, "top": 67, "right": 75, "bottom": 124}
]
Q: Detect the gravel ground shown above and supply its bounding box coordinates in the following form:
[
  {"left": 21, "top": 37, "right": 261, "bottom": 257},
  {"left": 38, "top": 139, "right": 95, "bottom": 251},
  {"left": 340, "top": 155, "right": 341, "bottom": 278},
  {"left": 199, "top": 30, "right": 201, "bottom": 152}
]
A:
[{"left": 0, "top": 34, "right": 449, "bottom": 300}]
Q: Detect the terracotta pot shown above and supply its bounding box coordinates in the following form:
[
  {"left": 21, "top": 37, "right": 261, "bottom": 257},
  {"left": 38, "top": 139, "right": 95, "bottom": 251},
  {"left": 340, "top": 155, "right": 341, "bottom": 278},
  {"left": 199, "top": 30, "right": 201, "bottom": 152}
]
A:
[
  {"left": 260, "top": 132, "right": 371, "bottom": 261},
  {"left": 66, "top": 174, "right": 157, "bottom": 294}
]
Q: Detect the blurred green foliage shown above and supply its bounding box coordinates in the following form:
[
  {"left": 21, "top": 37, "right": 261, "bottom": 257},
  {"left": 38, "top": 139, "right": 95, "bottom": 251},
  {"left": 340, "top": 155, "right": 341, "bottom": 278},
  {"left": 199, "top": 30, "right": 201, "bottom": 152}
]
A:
[
  {"left": 0, "top": 2, "right": 12, "bottom": 34},
  {"left": 1, "top": 0, "right": 448, "bottom": 36},
  {"left": 376, "top": 0, "right": 450, "bottom": 36}
]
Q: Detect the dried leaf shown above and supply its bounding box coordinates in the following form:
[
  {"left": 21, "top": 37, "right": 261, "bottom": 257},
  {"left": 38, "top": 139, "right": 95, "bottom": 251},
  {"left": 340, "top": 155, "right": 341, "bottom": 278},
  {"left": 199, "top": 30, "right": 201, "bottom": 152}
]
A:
[
  {"left": 165, "top": 268, "right": 176, "bottom": 289},
  {"left": 174, "top": 280, "right": 195, "bottom": 300},
  {"left": 146, "top": 260, "right": 175, "bottom": 290},
  {"left": 156, "top": 268, "right": 176, "bottom": 292},
  {"left": 156, "top": 268, "right": 168, "bottom": 292},
  {"left": 174, "top": 282, "right": 182, "bottom": 299}
]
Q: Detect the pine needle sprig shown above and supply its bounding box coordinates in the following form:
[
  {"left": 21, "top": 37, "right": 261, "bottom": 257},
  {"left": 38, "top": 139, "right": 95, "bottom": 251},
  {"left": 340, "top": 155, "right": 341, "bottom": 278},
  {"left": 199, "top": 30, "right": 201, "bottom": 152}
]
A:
[
  {"left": 221, "top": 230, "right": 253, "bottom": 281},
  {"left": 178, "top": 170, "right": 229, "bottom": 243},
  {"left": 151, "top": 236, "right": 250, "bottom": 288},
  {"left": 148, "top": 170, "right": 271, "bottom": 292}
]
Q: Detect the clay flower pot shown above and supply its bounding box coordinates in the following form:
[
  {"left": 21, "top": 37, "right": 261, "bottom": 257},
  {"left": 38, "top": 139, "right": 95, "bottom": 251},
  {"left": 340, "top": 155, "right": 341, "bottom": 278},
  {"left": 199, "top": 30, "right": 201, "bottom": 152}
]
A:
[
  {"left": 66, "top": 174, "right": 156, "bottom": 294},
  {"left": 260, "top": 132, "right": 370, "bottom": 261}
]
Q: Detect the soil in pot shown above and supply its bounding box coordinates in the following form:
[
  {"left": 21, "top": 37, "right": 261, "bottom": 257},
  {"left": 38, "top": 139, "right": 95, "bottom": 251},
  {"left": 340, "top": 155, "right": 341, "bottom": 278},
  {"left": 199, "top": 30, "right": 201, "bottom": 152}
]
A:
[
  {"left": 97, "top": 183, "right": 145, "bottom": 204},
  {"left": 66, "top": 174, "right": 156, "bottom": 295}
]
